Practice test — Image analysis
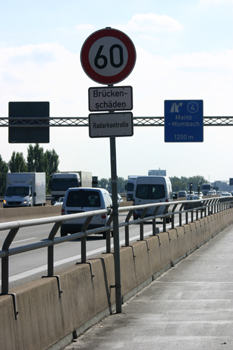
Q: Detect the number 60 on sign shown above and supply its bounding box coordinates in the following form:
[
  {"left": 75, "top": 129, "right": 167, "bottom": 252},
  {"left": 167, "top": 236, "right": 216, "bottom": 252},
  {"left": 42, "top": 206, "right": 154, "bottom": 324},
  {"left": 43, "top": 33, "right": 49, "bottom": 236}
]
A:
[{"left": 80, "top": 28, "right": 136, "bottom": 85}]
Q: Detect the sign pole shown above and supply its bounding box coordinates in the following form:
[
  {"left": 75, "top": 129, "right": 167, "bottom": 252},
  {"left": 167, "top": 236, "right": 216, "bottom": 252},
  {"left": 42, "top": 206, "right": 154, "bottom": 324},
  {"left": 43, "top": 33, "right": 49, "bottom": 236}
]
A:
[
  {"left": 81, "top": 27, "right": 136, "bottom": 314},
  {"left": 110, "top": 136, "right": 122, "bottom": 313}
]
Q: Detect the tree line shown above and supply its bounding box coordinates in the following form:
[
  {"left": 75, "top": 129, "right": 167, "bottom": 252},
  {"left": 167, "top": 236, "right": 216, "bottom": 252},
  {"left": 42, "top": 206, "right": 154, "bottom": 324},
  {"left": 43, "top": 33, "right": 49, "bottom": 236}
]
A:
[
  {"left": 0, "top": 144, "right": 59, "bottom": 195},
  {"left": 0, "top": 144, "right": 208, "bottom": 195},
  {"left": 98, "top": 175, "right": 208, "bottom": 194}
]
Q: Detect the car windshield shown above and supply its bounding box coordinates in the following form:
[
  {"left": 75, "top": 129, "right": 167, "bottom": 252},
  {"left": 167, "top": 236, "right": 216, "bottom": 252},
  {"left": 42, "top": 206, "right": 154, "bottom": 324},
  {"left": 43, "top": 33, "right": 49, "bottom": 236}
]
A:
[
  {"left": 127, "top": 183, "right": 134, "bottom": 191},
  {"left": 6, "top": 186, "right": 29, "bottom": 196},
  {"left": 66, "top": 190, "right": 101, "bottom": 207},
  {"left": 51, "top": 178, "right": 79, "bottom": 191},
  {"left": 136, "top": 184, "right": 165, "bottom": 200}
]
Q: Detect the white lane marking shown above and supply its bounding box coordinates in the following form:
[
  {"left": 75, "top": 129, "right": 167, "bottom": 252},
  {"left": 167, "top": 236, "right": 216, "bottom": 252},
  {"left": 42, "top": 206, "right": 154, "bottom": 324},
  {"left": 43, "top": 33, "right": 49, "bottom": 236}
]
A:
[
  {"left": 3, "top": 234, "right": 143, "bottom": 284},
  {"left": 12, "top": 238, "right": 36, "bottom": 244},
  {"left": 2, "top": 220, "right": 187, "bottom": 285}
]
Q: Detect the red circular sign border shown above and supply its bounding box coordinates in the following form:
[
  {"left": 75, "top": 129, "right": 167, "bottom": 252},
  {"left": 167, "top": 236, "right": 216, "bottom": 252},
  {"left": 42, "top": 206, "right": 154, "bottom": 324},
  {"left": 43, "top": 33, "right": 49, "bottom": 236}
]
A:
[{"left": 80, "top": 28, "right": 136, "bottom": 85}]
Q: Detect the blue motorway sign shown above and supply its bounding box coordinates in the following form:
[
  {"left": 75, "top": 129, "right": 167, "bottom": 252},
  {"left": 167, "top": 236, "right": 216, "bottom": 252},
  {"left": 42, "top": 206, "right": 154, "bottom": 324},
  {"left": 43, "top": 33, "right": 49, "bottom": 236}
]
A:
[{"left": 164, "top": 100, "right": 203, "bottom": 142}]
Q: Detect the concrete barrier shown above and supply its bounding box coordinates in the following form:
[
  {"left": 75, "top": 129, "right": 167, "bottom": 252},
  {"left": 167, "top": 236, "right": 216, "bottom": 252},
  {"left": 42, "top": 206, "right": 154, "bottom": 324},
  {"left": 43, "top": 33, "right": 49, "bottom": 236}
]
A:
[
  {"left": 0, "top": 208, "right": 233, "bottom": 350},
  {"left": 0, "top": 201, "right": 129, "bottom": 223},
  {"left": 0, "top": 206, "right": 61, "bottom": 223}
]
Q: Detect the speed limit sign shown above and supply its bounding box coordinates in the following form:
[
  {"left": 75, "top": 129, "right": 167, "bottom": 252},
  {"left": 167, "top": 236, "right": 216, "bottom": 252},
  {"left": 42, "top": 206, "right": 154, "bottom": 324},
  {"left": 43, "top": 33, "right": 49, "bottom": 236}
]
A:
[{"left": 80, "top": 27, "right": 136, "bottom": 85}]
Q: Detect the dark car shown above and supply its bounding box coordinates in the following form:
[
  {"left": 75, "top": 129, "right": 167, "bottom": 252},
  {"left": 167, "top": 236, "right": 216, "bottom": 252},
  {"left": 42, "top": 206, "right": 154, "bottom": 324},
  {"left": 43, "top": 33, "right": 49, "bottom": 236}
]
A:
[
  {"left": 178, "top": 190, "right": 187, "bottom": 198},
  {"left": 184, "top": 194, "right": 203, "bottom": 210}
]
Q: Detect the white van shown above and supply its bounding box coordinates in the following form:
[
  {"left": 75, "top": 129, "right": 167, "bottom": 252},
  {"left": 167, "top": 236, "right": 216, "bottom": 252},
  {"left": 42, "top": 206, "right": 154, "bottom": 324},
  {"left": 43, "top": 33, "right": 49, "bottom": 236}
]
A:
[
  {"left": 60, "top": 187, "right": 112, "bottom": 238},
  {"left": 133, "top": 176, "right": 173, "bottom": 220}
]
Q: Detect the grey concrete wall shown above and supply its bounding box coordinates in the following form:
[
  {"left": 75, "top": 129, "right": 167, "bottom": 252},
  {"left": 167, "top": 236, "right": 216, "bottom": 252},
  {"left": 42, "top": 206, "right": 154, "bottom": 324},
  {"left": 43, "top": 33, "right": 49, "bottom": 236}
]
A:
[
  {"left": 0, "top": 201, "right": 130, "bottom": 223},
  {"left": 0, "top": 209, "right": 232, "bottom": 350},
  {"left": 0, "top": 205, "right": 61, "bottom": 223}
]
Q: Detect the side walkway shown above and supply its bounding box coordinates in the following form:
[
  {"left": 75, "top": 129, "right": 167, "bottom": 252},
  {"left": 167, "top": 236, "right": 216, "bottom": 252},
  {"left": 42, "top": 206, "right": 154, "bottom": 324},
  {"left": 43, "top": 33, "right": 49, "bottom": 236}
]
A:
[{"left": 65, "top": 224, "right": 233, "bottom": 350}]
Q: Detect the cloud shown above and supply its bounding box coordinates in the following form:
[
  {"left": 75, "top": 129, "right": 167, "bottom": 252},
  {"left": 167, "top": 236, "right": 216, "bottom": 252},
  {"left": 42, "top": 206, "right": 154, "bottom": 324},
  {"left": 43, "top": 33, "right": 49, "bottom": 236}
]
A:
[
  {"left": 125, "top": 13, "right": 183, "bottom": 33},
  {"left": 0, "top": 41, "right": 232, "bottom": 181}
]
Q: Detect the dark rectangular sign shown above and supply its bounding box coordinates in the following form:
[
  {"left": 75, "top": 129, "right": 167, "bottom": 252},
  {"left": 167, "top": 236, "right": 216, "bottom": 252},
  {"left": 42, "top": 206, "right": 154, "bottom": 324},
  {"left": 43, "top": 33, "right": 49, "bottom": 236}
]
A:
[{"left": 9, "top": 101, "right": 50, "bottom": 143}]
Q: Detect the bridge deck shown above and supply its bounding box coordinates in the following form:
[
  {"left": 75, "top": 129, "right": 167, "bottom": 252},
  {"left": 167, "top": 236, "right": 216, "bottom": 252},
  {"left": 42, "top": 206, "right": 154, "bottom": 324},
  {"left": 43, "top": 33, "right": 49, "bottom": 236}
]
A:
[{"left": 65, "top": 224, "right": 233, "bottom": 350}]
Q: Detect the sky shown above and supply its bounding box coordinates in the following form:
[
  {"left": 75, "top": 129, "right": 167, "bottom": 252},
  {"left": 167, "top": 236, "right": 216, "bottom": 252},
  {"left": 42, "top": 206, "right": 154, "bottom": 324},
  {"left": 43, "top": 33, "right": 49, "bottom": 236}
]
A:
[{"left": 0, "top": 0, "right": 233, "bottom": 183}]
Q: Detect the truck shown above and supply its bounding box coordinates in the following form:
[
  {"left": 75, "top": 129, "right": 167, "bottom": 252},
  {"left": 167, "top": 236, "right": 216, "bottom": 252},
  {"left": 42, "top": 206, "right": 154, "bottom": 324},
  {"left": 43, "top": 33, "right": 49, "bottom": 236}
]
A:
[
  {"left": 3, "top": 172, "right": 46, "bottom": 208},
  {"left": 49, "top": 171, "right": 93, "bottom": 205},
  {"left": 202, "top": 183, "right": 213, "bottom": 195}
]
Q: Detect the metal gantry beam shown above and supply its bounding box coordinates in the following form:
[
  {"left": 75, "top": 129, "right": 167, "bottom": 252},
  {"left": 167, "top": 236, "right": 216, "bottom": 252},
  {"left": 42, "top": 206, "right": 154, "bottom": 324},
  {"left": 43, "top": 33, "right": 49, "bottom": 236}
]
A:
[{"left": 0, "top": 116, "right": 233, "bottom": 127}]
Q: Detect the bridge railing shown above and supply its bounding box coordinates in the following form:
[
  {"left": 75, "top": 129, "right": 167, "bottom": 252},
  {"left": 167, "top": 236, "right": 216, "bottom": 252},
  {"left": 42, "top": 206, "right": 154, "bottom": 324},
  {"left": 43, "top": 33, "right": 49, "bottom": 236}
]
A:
[{"left": 0, "top": 196, "right": 232, "bottom": 297}]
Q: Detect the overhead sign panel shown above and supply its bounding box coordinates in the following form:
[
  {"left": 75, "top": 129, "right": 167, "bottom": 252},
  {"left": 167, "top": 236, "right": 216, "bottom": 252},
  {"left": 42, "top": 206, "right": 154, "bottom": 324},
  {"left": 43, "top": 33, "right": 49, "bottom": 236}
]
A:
[
  {"left": 89, "top": 112, "right": 133, "bottom": 138},
  {"left": 164, "top": 100, "right": 203, "bottom": 142},
  {"left": 8, "top": 101, "right": 49, "bottom": 143},
  {"left": 89, "top": 86, "right": 132, "bottom": 112},
  {"left": 80, "top": 28, "right": 136, "bottom": 85}
]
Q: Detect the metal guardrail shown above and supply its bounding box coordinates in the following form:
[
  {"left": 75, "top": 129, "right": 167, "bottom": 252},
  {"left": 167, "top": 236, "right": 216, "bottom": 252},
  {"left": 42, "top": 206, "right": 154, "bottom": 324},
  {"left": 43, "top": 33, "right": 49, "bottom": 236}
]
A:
[{"left": 0, "top": 196, "right": 232, "bottom": 317}]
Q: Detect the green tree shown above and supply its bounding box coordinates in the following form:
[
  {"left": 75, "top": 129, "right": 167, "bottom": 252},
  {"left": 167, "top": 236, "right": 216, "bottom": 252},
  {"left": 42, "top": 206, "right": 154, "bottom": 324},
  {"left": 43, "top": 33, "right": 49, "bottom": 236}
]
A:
[
  {"left": 117, "top": 177, "right": 127, "bottom": 194},
  {"left": 188, "top": 176, "right": 207, "bottom": 191},
  {"left": 0, "top": 155, "right": 8, "bottom": 195},
  {"left": 98, "top": 178, "right": 109, "bottom": 190},
  {"left": 27, "top": 144, "right": 44, "bottom": 172},
  {"left": 170, "top": 175, "right": 208, "bottom": 192},
  {"left": 170, "top": 176, "right": 182, "bottom": 192},
  {"left": 44, "top": 149, "right": 59, "bottom": 193},
  {"left": 26, "top": 144, "right": 59, "bottom": 193},
  {"left": 8, "top": 151, "right": 28, "bottom": 173},
  {"left": 98, "top": 177, "right": 127, "bottom": 194}
]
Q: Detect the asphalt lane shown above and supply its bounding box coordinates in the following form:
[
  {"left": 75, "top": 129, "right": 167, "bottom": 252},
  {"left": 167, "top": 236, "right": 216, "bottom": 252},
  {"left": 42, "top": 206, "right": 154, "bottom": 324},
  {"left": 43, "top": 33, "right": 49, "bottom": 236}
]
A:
[
  {"left": 0, "top": 214, "right": 160, "bottom": 289},
  {"left": 65, "top": 224, "right": 233, "bottom": 350}
]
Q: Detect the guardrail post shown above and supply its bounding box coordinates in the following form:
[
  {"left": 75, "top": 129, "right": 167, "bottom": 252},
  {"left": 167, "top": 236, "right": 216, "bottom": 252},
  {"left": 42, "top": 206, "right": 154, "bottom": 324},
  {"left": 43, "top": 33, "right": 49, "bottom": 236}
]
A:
[
  {"left": 1, "top": 256, "right": 9, "bottom": 295},
  {"left": 124, "top": 210, "right": 134, "bottom": 246},
  {"left": 106, "top": 215, "right": 113, "bottom": 253},
  {"left": 81, "top": 236, "right": 87, "bottom": 263},
  {"left": 47, "top": 222, "right": 61, "bottom": 276},
  {"left": 152, "top": 218, "right": 157, "bottom": 235},
  {"left": 171, "top": 204, "right": 178, "bottom": 229},
  {"left": 140, "top": 222, "right": 144, "bottom": 240},
  {"left": 179, "top": 203, "right": 184, "bottom": 226},
  {"left": 80, "top": 216, "right": 94, "bottom": 264},
  {"left": 1, "top": 228, "right": 19, "bottom": 295},
  {"left": 163, "top": 217, "right": 166, "bottom": 232}
]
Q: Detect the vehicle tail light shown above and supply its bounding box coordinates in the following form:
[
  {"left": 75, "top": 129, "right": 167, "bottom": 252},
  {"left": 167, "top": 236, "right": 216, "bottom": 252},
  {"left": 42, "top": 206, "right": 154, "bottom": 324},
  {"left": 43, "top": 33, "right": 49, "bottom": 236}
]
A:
[
  {"left": 133, "top": 199, "right": 135, "bottom": 205},
  {"left": 102, "top": 214, "right": 106, "bottom": 219},
  {"left": 166, "top": 199, "right": 169, "bottom": 202},
  {"left": 61, "top": 209, "right": 65, "bottom": 215}
]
